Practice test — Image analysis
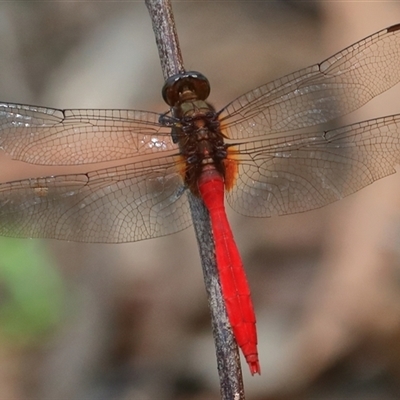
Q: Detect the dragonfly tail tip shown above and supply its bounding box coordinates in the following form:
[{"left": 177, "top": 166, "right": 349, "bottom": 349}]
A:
[{"left": 248, "top": 359, "right": 261, "bottom": 375}]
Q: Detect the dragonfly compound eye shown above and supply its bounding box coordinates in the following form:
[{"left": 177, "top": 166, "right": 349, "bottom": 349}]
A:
[{"left": 162, "top": 71, "right": 211, "bottom": 106}]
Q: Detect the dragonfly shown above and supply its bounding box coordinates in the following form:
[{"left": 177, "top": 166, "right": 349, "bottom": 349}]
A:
[{"left": 1, "top": 24, "right": 400, "bottom": 375}]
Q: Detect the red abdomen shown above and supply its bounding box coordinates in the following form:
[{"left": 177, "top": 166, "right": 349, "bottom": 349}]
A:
[{"left": 198, "top": 166, "right": 260, "bottom": 375}]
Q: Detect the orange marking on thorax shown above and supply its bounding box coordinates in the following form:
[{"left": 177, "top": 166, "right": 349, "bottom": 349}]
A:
[
  {"left": 176, "top": 155, "right": 187, "bottom": 180},
  {"left": 224, "top": 147, "right": 239, "bottom": 191}
]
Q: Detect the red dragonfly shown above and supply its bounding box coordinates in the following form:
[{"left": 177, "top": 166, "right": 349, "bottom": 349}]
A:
[{"left": 1, "top": 24, "right": 400, "bottom": 375}]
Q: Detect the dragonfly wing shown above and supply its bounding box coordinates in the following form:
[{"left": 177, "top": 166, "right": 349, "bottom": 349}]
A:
[
  {"left": 221, "top": 24, "right": 400, "bottom": 139},
  {"left": 226, "top": 115, "right": 400, "bottom": 217},
  {"left": 0, "top": 156, "right": 190, "bottom": 243},
  {"left": 0, "top": 103, "right": 175, "bottom": 165}
]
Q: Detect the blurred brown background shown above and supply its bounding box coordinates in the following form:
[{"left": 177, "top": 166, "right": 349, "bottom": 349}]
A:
[{"left": 1, "top": 1, "right": 400, "bottom": 399}]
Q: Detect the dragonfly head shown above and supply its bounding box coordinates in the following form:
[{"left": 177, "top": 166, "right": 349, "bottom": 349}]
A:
[{"left": 162, "top": 71, "right": 210, "bottom": 107}]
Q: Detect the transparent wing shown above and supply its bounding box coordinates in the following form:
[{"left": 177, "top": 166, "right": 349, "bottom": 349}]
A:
[
  {"left": 226, "top": 115, "right": 400, "bottom": 217},
  {"left": 221, "top": 24, "right": 400, "bottom": 139},
  {"left": 0, "top": 103, "right": 175, "bottom": 165},
  {"left": 0, "top": 156, "right": 191, "bottom": 243}
]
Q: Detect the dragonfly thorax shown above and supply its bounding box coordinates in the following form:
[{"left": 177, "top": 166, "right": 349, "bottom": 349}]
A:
[{"left": 173, "top": 100, "right": 227, "bottom": 196}]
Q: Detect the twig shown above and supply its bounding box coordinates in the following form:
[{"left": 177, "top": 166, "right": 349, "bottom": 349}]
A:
[{"left": 144, "top": 0, "right": 245, "bottom": 398}]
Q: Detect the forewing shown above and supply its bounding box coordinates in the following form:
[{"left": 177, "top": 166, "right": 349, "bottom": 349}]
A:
[
  {"left": 221, "top": 24, "right": 400, "bottom": 139},
  {"left": 0, "top": 156, "right": 190, "bottom": 243},
  {"left": 226, "top": 115, "right": 400, "bottom": 217},
  {"left": 0, "top": 103, "right": 175, "bottom": 165}
]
